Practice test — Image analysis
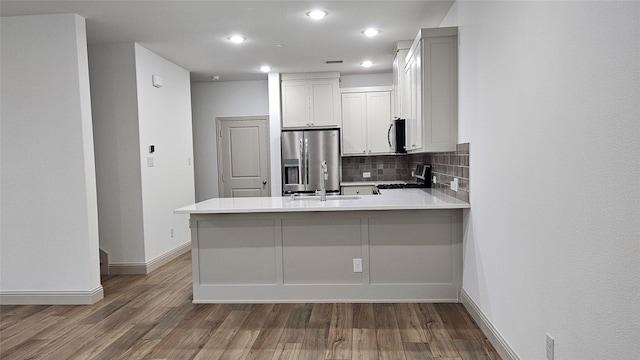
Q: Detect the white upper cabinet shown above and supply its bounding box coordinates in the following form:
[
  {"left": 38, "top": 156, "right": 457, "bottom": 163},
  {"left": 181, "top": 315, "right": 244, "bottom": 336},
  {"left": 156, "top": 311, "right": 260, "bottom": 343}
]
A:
[
  {"left": 281, "top": 72, "right": 341, "bottom": 128},
  {"left": 403, "top": 27, "right": 458, "bottom": 153},
  {"left": 391, "top": 40, "right": 412, "bottom": 119},
  {"left": 341, "top": 87, "right": 392, "bottom": 156}
]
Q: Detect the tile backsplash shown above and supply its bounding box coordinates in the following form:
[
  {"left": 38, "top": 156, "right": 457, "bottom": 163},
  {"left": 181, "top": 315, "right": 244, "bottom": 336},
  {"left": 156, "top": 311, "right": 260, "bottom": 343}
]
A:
[{"left": 341, "top": 143, "right": 470, "bottom": 202}]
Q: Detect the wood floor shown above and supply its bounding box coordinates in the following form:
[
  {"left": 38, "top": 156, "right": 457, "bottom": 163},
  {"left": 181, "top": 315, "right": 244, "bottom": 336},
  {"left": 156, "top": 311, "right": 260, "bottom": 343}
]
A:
[{"left": 0, "top": 252, "right": 500, "bottom": 360}]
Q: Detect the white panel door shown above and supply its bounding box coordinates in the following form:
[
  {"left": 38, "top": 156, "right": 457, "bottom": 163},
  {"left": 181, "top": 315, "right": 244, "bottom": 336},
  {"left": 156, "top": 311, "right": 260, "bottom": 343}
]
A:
[{"left": 217, "top": 117, "right": 270, "bottom": 198}]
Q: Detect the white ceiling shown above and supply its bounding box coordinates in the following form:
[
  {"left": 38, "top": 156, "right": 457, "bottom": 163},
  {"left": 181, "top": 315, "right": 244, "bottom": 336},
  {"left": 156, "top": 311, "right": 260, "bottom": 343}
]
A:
[{"left": 0, "top": 1, "right": 454, "bottom": 82}]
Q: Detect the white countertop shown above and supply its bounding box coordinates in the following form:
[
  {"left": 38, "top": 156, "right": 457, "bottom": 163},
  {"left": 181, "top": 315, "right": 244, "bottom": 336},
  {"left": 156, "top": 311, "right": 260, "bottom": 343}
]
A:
[
  {"left": 174, "top": 188, "right": 469, "bottom": 214},
  {"left": 340, "top": 180, "right": 407, "bottom": 186}
]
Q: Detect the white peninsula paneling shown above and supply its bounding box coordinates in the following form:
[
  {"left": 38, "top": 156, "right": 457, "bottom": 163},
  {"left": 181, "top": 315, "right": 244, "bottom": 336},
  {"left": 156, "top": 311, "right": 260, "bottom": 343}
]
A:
[{"left": 1, "top": 14, "right": 102, "bottom": 304}]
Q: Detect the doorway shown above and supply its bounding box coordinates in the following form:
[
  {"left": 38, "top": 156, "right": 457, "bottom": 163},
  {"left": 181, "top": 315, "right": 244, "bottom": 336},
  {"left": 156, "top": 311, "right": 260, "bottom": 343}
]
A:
[{"left": 216, "top": 116, "right": 271, "bottom": 197}]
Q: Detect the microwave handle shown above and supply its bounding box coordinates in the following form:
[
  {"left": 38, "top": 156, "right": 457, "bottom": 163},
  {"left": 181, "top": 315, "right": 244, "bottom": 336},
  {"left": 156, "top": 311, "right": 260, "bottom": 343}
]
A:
[{"left": 388, "top": 122, "right": 393, "bottom": 149}]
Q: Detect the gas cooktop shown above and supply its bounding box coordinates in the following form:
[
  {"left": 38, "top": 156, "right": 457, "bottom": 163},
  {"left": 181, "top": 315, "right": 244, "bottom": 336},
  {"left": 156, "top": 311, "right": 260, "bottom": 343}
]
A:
[{"left": 376, "top": 182, "right": 428, "bottom": 189}]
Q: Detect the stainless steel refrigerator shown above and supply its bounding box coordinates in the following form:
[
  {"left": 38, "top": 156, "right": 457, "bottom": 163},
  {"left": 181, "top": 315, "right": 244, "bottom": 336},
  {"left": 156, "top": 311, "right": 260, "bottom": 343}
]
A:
[{"left": 281, "top": 129, "right": 340, "bottom": 195}]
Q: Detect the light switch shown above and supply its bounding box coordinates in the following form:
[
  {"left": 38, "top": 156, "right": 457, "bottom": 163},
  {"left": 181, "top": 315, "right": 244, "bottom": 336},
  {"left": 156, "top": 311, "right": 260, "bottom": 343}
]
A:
[{"left": 152, "top": 74, "right": 163, "bottom": 88}]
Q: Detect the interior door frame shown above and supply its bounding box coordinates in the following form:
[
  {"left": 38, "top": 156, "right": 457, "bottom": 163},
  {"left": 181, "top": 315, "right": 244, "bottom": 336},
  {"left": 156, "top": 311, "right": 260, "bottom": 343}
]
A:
[{"left": 216, "top": 116, "right": 271, "bottom": 197}]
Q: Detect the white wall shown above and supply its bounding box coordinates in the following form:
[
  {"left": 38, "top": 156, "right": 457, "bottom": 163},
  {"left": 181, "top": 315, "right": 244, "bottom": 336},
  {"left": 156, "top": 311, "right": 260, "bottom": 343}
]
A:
[
  {"left": 340, "top": 73, "right": 392, "bottom": 88},
  {"left": 0, "top": 14, "right": 102, "bottom": 303},
  {"left": 191, "top": 80, "right": 269, "bottom": 201},
  {"left": 441, "top": 1, "right": 640, "bottom": 359},
  {"left": 89, "top": 43, "right": 145, "bottom": 264},
  {"left": 89, "top": 43, "right": 194, "bottom": 266},
  {"left": 134, "top": 44, "right": 195, "bottom": 262}
]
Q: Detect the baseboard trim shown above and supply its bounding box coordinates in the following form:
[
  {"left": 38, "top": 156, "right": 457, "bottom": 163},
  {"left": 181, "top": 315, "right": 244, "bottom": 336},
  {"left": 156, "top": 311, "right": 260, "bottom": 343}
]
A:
[
  {"left": 0, "top": 286, "right": 104, "bottom": 305},
  {"left": 146, "top": 241, "right": 191, "bottom": 273},
  {"left": 108, "top": 242, "right": 190, "bottom": 275},
  {"left": 460, "top": 289, "right": 521, "bottom": 360}
]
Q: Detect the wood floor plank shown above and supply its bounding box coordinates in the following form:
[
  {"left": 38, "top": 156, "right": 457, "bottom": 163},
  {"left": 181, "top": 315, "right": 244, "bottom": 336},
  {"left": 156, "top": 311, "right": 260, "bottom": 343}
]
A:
[
  {"left": 353, "top": 303, "right": 375, "bottom": 329},
  {"left": 395, "top": 303, "right": 428, "bottom": 343},
  {"left": 325, "top": 303, "right": 353, "bottom": 360},
  {"left": 0, "top": 252, "right": 500, "bottom": 360},
  {"left": 403, "top": 342, "right": 435, "bottom": 360},
  {"left": 143, "top": 307, "right": 212, "bottom": 359},
  {"left": 191, "top": 309, "right": 252, "bottom": 360},
  {"left": 218, "top": 329, "right": 261, "bottom": 359},
  {"left": 271, "top": 342, "right": 302, "bottom": 360},
  {"left": 454, "top": 339, "right": 491, "bottom": 360},
  {"left": 278, "top": 303, "right": 313, "bottom": 343},
  {"left": 352, "top": 328, "right": 379, "bottom": 360},
  {"left": 374, "top": 304, "right": 406, "bottom": 360},
  {"left": 245, "top": 303, "right": 294, "bottom": 360}
]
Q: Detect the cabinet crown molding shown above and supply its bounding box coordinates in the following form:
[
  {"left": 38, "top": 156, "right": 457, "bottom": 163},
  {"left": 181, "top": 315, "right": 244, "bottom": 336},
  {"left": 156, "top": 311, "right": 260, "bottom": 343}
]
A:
[
  {"left": 340, "top": 86, "right": 393, "bottom": 94},
  {"left": 281, "top": 72, "right": 340, "bottom": 81}
]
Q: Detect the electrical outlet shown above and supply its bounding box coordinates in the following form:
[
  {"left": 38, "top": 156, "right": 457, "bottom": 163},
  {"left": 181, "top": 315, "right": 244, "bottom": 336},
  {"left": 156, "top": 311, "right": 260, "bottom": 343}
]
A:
[
  {"left": 353, "top": 258, "right": 362, "bottom": 273},
  {"left": 363, "top": 172, "right": 371, "bottom": 178},
  {"left": 450, "top": 178, "right": 459, "bottom": 192},
  {"left": 546, "top": 334, "right": 554, "bottom": 360},
  {"left": 147, "top": 157, "right": 154, "bottom": 167},
  {"left": 432, "top": 175, "right": 437, "bottom": 184}
]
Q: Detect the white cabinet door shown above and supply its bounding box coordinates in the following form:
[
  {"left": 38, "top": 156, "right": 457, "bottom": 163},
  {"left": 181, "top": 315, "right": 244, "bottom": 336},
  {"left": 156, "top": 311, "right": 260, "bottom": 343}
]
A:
[
  {"left": 341, "top": 90, "right": 392, "bottom": 156},
  {"left": 404, "top": 27, "right": 457, "bottom": 153},
  {"left": 341, "top": 93, "right": 367, "bottom": 155},
  {"left": 310, "top": 79, "right": 340, "bottom": 127},
  {"left": 281, "top": 75, "right": 340, "bottom": 128},
  {"left": 392, "top": 48, "right": 409, "bottom": 119},
  {"left": 366, "top": 92, "right": 392, "bottom": 154},
  {"left": 404, "top": 50, "right": 421, "bottom": 152},
  {"left": 421, "top": 35, "right": 457, "bottom": 152},
  {"left": 282, "top": 80, "right": 310, "bottom": 128}
]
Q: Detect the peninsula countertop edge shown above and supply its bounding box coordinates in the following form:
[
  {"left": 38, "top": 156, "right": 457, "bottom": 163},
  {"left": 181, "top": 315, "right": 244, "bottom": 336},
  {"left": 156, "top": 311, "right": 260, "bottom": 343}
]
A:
[{"left": 174, "top": 188, "right": 470, "bottom": 214}]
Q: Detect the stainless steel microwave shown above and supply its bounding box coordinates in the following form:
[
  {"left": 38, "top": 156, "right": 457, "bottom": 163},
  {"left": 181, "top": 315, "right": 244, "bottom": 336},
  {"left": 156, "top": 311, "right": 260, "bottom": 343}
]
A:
[{"left": 388, "top": 118, "right": 406, "bottom": 153}]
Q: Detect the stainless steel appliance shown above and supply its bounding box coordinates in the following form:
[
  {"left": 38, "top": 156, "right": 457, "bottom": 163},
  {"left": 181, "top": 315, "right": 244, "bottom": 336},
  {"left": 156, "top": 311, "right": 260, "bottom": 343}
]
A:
[
  {"left": 388, "top": 118, "right": 407, "bottom": 153},
  {"left": 282, "top": 129, "right": 340, "bottom": 195},
  {"left": 376, "top": 164, "right": 432, "bottom": 189}
]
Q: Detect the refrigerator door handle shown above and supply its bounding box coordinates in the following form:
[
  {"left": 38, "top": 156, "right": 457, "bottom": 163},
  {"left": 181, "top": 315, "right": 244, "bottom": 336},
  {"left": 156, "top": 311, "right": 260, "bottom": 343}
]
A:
[
  {"left": 304, "top": 138, "right": 309, "bottom": 186},
  {"left": 299, "top": 139, "right": 304, "bottom": 185}
]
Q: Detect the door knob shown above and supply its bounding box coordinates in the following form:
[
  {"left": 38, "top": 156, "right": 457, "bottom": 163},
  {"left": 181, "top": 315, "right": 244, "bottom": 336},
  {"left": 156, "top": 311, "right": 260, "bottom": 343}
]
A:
[{"left": 262, "top": 181, "right": 267, "bottom": 185}]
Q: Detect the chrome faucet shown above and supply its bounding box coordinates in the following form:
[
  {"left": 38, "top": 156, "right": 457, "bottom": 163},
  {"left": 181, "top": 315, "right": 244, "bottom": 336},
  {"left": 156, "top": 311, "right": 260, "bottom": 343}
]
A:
[{"left": 320, "top": 161, "right": 328, "bottom": 201}]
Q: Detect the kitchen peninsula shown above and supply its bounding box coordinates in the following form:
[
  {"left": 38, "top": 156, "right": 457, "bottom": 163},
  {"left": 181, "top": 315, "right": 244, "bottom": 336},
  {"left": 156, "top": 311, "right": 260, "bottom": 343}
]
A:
[{"left": 175, "top": 189, "right": 469, "bottom": 303}]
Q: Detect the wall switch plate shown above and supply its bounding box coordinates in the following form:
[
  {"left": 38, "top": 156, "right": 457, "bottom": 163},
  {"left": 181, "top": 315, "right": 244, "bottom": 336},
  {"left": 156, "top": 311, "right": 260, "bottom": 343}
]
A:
[
  {"left": 546, "top": 334, "right": 554, "bottom": 360},
  {"left": 363, "top": 172, "right": 371, "bottom": 178},
  {"left": 147, "top": 157, "right": 154, "bottom": 167},
  {"left": 353, "top": 258, "right": 363, "bottom": 273}
]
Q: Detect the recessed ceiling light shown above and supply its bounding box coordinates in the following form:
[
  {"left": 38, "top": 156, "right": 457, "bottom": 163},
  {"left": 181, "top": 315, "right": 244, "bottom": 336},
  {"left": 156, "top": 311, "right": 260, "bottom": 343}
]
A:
[
  {"left": 361, "top": 61, "right": 373, "bottom": 68},
  {"left": 228, "top": 35, "right": 246, "bottom": 44},
  {"left": 307, "top": 9, "right": 328, "bottom": 20},
  {"left": 363, "top": 28, "right": 381, "bottom": 37},
  {"left": 259, "top": 65, "right": 271, "bottom": 73}
]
